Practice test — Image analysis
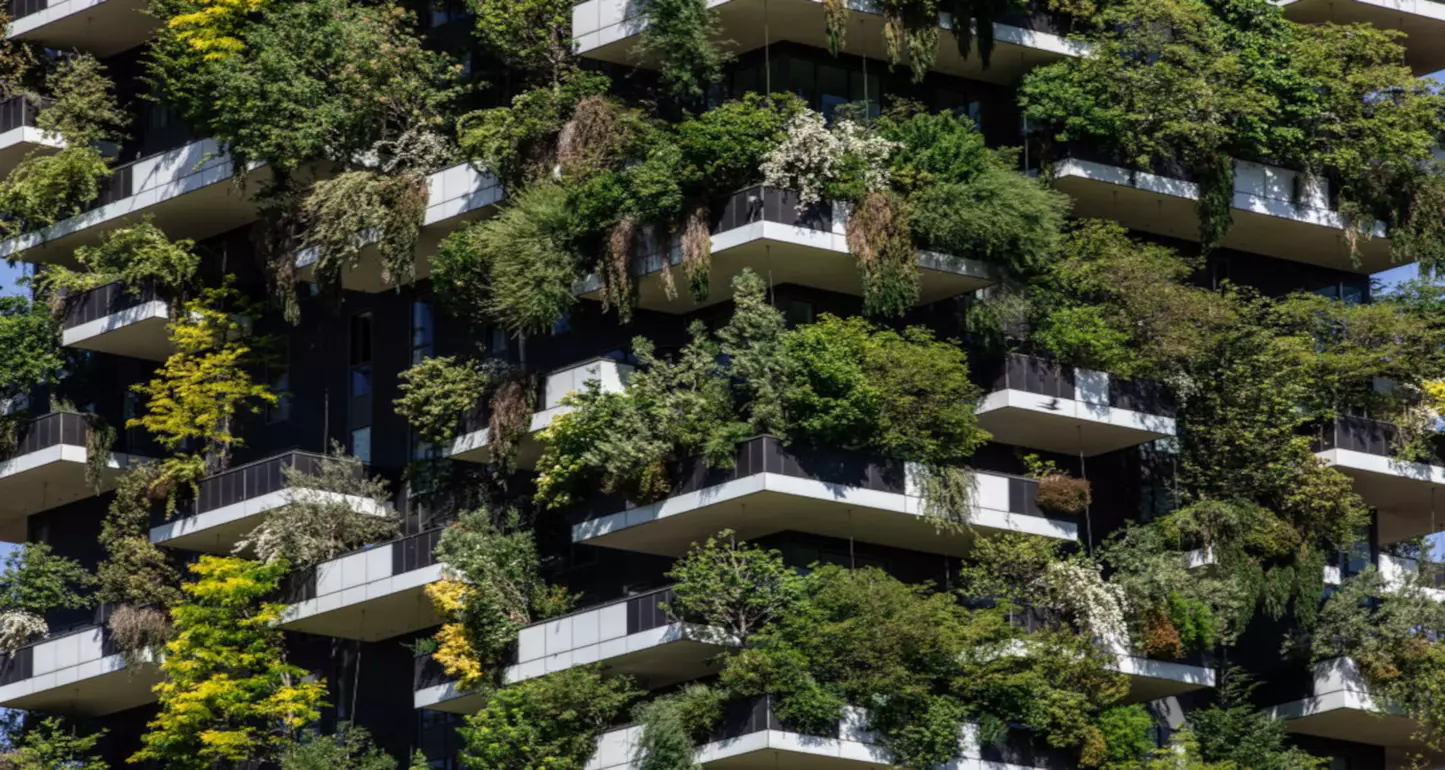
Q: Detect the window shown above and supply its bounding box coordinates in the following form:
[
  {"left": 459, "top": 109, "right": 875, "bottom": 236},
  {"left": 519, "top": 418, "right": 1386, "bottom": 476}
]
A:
[
  {"left": 350, "top": 313, "right": 373, "bottom": 367},
  {"left": 411, "top": 301, "right": 434, "bottom": 365},
  {"left": 786, "top": 300, "right": 814, "bottom": 327},
  {"left": 350, "top": 427, "right": 372, "bottom": 464},
  {"left": 265, "top": 338, "right": 291, "bottom": 424}
]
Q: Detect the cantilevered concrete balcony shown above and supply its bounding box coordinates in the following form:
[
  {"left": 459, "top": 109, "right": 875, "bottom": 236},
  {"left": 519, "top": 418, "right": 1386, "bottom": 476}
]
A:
[
  {"left": 294, "top": 162, "right": 503, "bottom": 293},
  {"left": 415, "top": 586, "right": 724, "bottom": 714},
  {"left": 1313, "top": 416, "right": 1445, "bottom": 547},
  {"left": 1277, "top": 0, "right": 1445, "bottom": 75},
  {"left": 570, "top": 435, "right": 1077, "bottom": 558},
  {"left": 0, "top": 619, "right": 159, "bottom": 716},
  {"left": 974, "top": 353, "right": 1177, "bottom": 457},
  {"left": 574, "top": 0, "right": 1087, "bottom": 85},
  {"left": 1268, "top": 658, "right": 1420, "bottom": 748},
  {"left": 576, "top": 186, "right": 997, "bottom": 314},
  {"left": 0, "top": 97, "right": 63, "bottom": 178},
  {"left": 59, "top": 280, "right": 172, "bottom": 361},
  {"left": 1051, "top": 153, "right": 1390, "bottom": 274},
  {"left": 4, "top": 0, "right": 157, "bottom": 57},
  {"left": 277, "top": 528, "right": 443, "bottom": 641},
  {"left": 149, "top": 450, "right": 392, "bottom": 553},
  {"left": 0, "top": 138, "right": 262, "bottom": 266},
  {"left": 448, "top": 357, "right": 634, "bottom": 468},
  {"left": 589, "top": 695, "right": 1079, "bottom": 770},
  {"left": 0, "top": 412, "right": 149, "bottom": 541}
]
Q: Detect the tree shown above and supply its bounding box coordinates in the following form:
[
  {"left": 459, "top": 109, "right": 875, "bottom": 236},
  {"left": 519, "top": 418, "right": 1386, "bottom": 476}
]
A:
[
  {"left": 0, "top": 718, "right": 105, "bottom": 770},
  {"left": 0, "top": 296, "right": 63, "bottom": 403},
  {"left": 666, "top": 530, "right": 803, "bottom": 644},
  {"left": 0, "top": 544, "right": 96, "bottom": 650},
  {"left": 279, "top": 723, "right": 396, "bottom": 770},
  {"left": 128, "top": 283, "right": 276, "bottom": 475},
  {"left": 457, "top": 667, "right": 638, "bottom": 770},
  {"left": 133, "top": 556, "right": 326, "bottom": 769}
]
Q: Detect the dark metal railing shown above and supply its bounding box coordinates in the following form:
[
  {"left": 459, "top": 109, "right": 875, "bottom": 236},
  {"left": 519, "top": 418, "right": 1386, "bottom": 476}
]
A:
[
  {"left": 5, "top": 411, "right": 89, "bottom": 459},
  {"left": 565, "top": 435, "right": 1057, "bottom": 524},
  {"left": 0, "top": 96, "right": 43, "bottom": 134},
  {"left": 709, "top": 185, "right": 833, "bottom": 236},
  {"left": 4, "top": 0, "right": 47, "bottom": 21},
  {"left": 156, "top": 451, "right": 355, "bottom": 529},
  {"left": 977, "top": 352, "right": 1176, "bottom": 417},
  {"left": 1312, "top": 414, "right": 1445, "bottom": 467},
  {"left": 60, "top": 280, "right": 163, "bottom": 330}
]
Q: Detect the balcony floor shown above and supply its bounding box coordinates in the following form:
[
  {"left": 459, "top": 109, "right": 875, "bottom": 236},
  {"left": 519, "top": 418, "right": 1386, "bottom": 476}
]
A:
[
  {"left": 0, "top": 127, "right": 63, "bottom": 178},
  {"left": 5, "top": 0, "right": 157, "bottom": 57},
  {"left": 572, "top": 473, "right": 1076, "bottom": 558},
  {"left": 0, "top": 656, "right": 160, "bottom": 717},
  {"left": 280, "top": 566, "right": 443, "bottom": 642},
  {"left": 150, "top": 490, "right": 391, "bottom": 554},
  {"left": 0, "top": 446, "right": 140, "bottom": 541},
  {"left": 1317, "top": 448, "right": 1445, "bottom": 545},
  {"left": 61, "top": 300, "right": 171, "bottom": 361},
  {"left": 975, "top": 389, "right": 1176, "bottom": 457}
]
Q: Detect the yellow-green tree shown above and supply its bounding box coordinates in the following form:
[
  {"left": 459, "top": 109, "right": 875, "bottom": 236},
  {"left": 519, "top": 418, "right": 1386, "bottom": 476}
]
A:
[
  {"left": 129, "top": 283, "right": 275, "bottom": 487},
  {"left": 132, "top": 556, "right": 325, "bottom": 768}
]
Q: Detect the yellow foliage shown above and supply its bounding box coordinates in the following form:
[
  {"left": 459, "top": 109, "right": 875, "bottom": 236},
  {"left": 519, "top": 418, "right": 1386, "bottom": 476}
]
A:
[
  {"left": 166, "top": 0, "right": 270, "bottom": 61},
  {"left": 434, "top": 622, "right": 485, "bottom": 691},
  {"left": 425, "top": 578, "right": 472, "bottom": 617},
  {"left": 1424, "top": 380, "right": 1445, "bottom": 416}
]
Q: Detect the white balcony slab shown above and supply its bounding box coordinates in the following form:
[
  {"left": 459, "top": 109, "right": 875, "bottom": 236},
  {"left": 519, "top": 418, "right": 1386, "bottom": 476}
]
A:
[
  {"left": 5, "top": 0, "right": 157, "bottom": 57},
  {"left": 279, "top": 545, "right": 444, "bottom": 642},
  {"left": 1276, "top": 0, "right": 1445, "bottom": 74},
  {"left": 61, "top": 299, "right": 171, "bottom": 361},
  {"left": 975, "top": 387, "right": 1175, "bottom": 458},
  {"left": 0, "top": 126, "right": 64, "bottom": 178},
  {"left": 149, "top": 489, "right": 390, "bottom": 554},
  {"left": 0, "top": 627, "right": 159, "bottom": 716},
  {"left": 574, "top": 0, "right": 1087, "bottom": 85},
  {"left": 294, "top": 162, "right": 503, "bottom": 293},
  {"left": 1110, "top": 654, "right": 1215, "bottom": 702},
  {"left": 0, "top": 138, "right": 262, "bottom": 266},
  {"left": 1052, "top": 157, "right": 1392, "bottom": 274},
  {"left": 448, "top": 358, "right": 634, "bottom": 467},
  {"left": 0, "top": 443, "right": 145, "bottom": 542},
  {"left": 575, "top": 209, "right": 998, "bottom": 314},
  {"left": 1317, "top": 447, "right": 1445, "bottom": 545},
  {"left": 572, "top": 465, "right": 1076, "bottom": 558},
  {"left": 1268, "top": 657, "right": 1421, "bottom": 747}
]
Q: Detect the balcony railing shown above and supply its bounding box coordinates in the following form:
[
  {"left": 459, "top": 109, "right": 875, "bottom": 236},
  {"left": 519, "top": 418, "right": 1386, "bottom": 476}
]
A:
[
  {"left": 976, "top": 352, "right": 1178, "bottom": 417},
  {"left": 3, "top": 412, "right": 89, "bottom": 460},
  {"left": 152, "top": 450, "right": 352, "bottom": 528},
  {"left": 279, "top": 526, "right": 444, "bottom": 604},
  {"left": 0, "top": 97, "right": 43, "bottom": 134},
  {"left": 1312, "top": 415, "right": 1445, "bottom": 467},
  {"left": 0, "top": 604, "right": 118, "bottom": 688},
  {"left": 4, "top": 0, "right": 47, "bottom": 21},
  {"left": 565, "top": 435, "right": 1057, "bottom": 525},
  {"left": 59, "top": 280, "right": 163, "bottom": 331}
]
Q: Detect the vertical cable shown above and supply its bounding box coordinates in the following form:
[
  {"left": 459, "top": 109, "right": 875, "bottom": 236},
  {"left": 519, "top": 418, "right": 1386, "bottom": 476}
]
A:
[{"left": 1079, "top": 424, "right": 1091, "bottom": 554}]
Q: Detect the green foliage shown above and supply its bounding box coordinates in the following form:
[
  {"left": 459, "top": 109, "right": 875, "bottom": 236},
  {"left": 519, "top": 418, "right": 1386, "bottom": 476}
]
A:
[
  {"left": 435, "top": 184, "right": 582, "bottom": 335},
  {"left": 0, "top": 146, "right": 111, "bottom": 239},
  {"left": 300, "top": 169, "right": 432, "bottom": 298},
  {"left": 35, "top": 222, "right": 201, "bottom": 304},
  {"left": 0, "top": 718, "right": 106, "bottom": 770},
  {"left": 0, "top": 296, "right": 62, "bottom": 402},
  {"left": 457, "top": 71, "right": 612, "bottom": 188},
  {"left": 639, "top": 0, "right": 729, "bottom": 109},
  {"left": 237, "top": 443, "right": 396, "bottom": 568},
  {"left": 634, "top": 697, "right": 700, "bottom": 770},
  {"left": 134, "top": 556, "right": 327, "bottom": 769},
  {"left": 1188, "top": 671, "right": 1324, "bottom": 770},
  {"left": 666, "top": 530, "right": 804, "bottom": 644},
  {"left": 1096, "top": 705, "right": 1155, "bottom": 770},
  {"left": 394, "top": 356, "right": 493, "bottom": 444},
  {"left": 675, "top": 93, "right": 802, "bottom": 195},
  {"left": 34, "top": 54, "right": 127, "bottom": 147},
  {"left": 129, "top": 284, "right": 276, "bottom": 471},
  {"left": 468, "top": 0, "right": 573, "bottom": 85},
  {"left": 0, "top": 543, "right": 96, "bottom": 618},
  {"left": 98, "top": 463, "right": 186, "bottom": 612},
  {"left": 279, "top": 723, "right": 396, "bottom": 770},
  {"left": 152, "top": 0, "right": 458, "bottom": 175},
  {"left": 457, "top": 666, "right": 639, "bottom": 770}
]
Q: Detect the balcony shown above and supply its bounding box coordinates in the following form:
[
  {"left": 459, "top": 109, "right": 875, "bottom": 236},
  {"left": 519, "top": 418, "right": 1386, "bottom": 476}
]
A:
[
  {"left": 1277, "top": 0, "right": 1445, "bottom": 75},
  {"left": 59, "top": 280, "right": 172, "bottom": 361},
  {"left": 574, "top": 0, "right": 1087, "bottom": 85},
  {"left": 570, "top": 435, "right": 1077, "bottom": 558},
  {"left": 0, "top": 96, "right": 63, "bottom": 178},
  {"left": 576, "top": 186, "right": 997, "bottom": 314},
  {"left": 0, "top": 615, "right": 159, "bottom": 716},
  {"left": 1050, "top": 153, "right": 1390, "bottom": 274},
  {"left": 0, "top": 138, "right": 261, "bottom": 266},
  {"left": 277, "top": 528, "right": 444, "bottom": 641},
  {"left": 1312, "top": 416, "right": 1445, "bottom": 546},
  {"left": 415, "top": 587, "right": 723, "bottom": 714},
  {"left": 974, "top": 353, "right": 1177, "bottom": 457},
  {"left": 0, "top": 412, "right": 149, "bottom": 540},
  {"left": 148, "top": 450, "right": 392, "bottom": 553},
  {"left": 293, "top": 162, "right": 502, "bottom": 293},
  {"left": 588, "top": 694, "right": 1073, "bottom": 770},
  {"left": 448, "top": 357, "right": 634, "bottom": 468},
  {"left": 1267, "top": 658, "right": 1419, "bottom": 748},
  {"left": 4, "top": 0, "right": 157, "bottom": 57}
]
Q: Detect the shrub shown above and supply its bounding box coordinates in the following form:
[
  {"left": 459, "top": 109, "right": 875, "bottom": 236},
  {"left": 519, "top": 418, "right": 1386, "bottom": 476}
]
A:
[
  {"left": 0, "top": 147, "right": 111, "bottom": 238},
  {"left": 1036, "top": 472, "right": 1092, "bottom": 514},
  {"left": 666, "top": 530, "right": 803, "bottom": 644},
  {"left": 279, "top": 723, "right": 396, "bottom": 770},
  {"left": 457, "top": 667, "right": 639, "bottom": 770},
  {"left": 0, "top": 543, "right": 96, "bottom": 628},
  {"left": 107, "top": 604, "right": 172, "bottom": 666}
]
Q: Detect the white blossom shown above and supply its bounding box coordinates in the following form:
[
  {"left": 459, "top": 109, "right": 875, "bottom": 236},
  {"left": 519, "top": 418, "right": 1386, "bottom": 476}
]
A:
[
  {"left": 761, "top": 109, "right": 897, "bottom": 208},
  {"left": 0, "top": 611, "right": 47, "bottom": 652},
  {"left": 1040, "top": 560, "right": 1131, "bottom": 654}
]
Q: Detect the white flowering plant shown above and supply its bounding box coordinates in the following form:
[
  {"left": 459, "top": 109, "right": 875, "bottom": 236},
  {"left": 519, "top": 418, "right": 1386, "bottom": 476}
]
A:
[{"left": 761, "top": 109, "right": 897, "bottom": 207}]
